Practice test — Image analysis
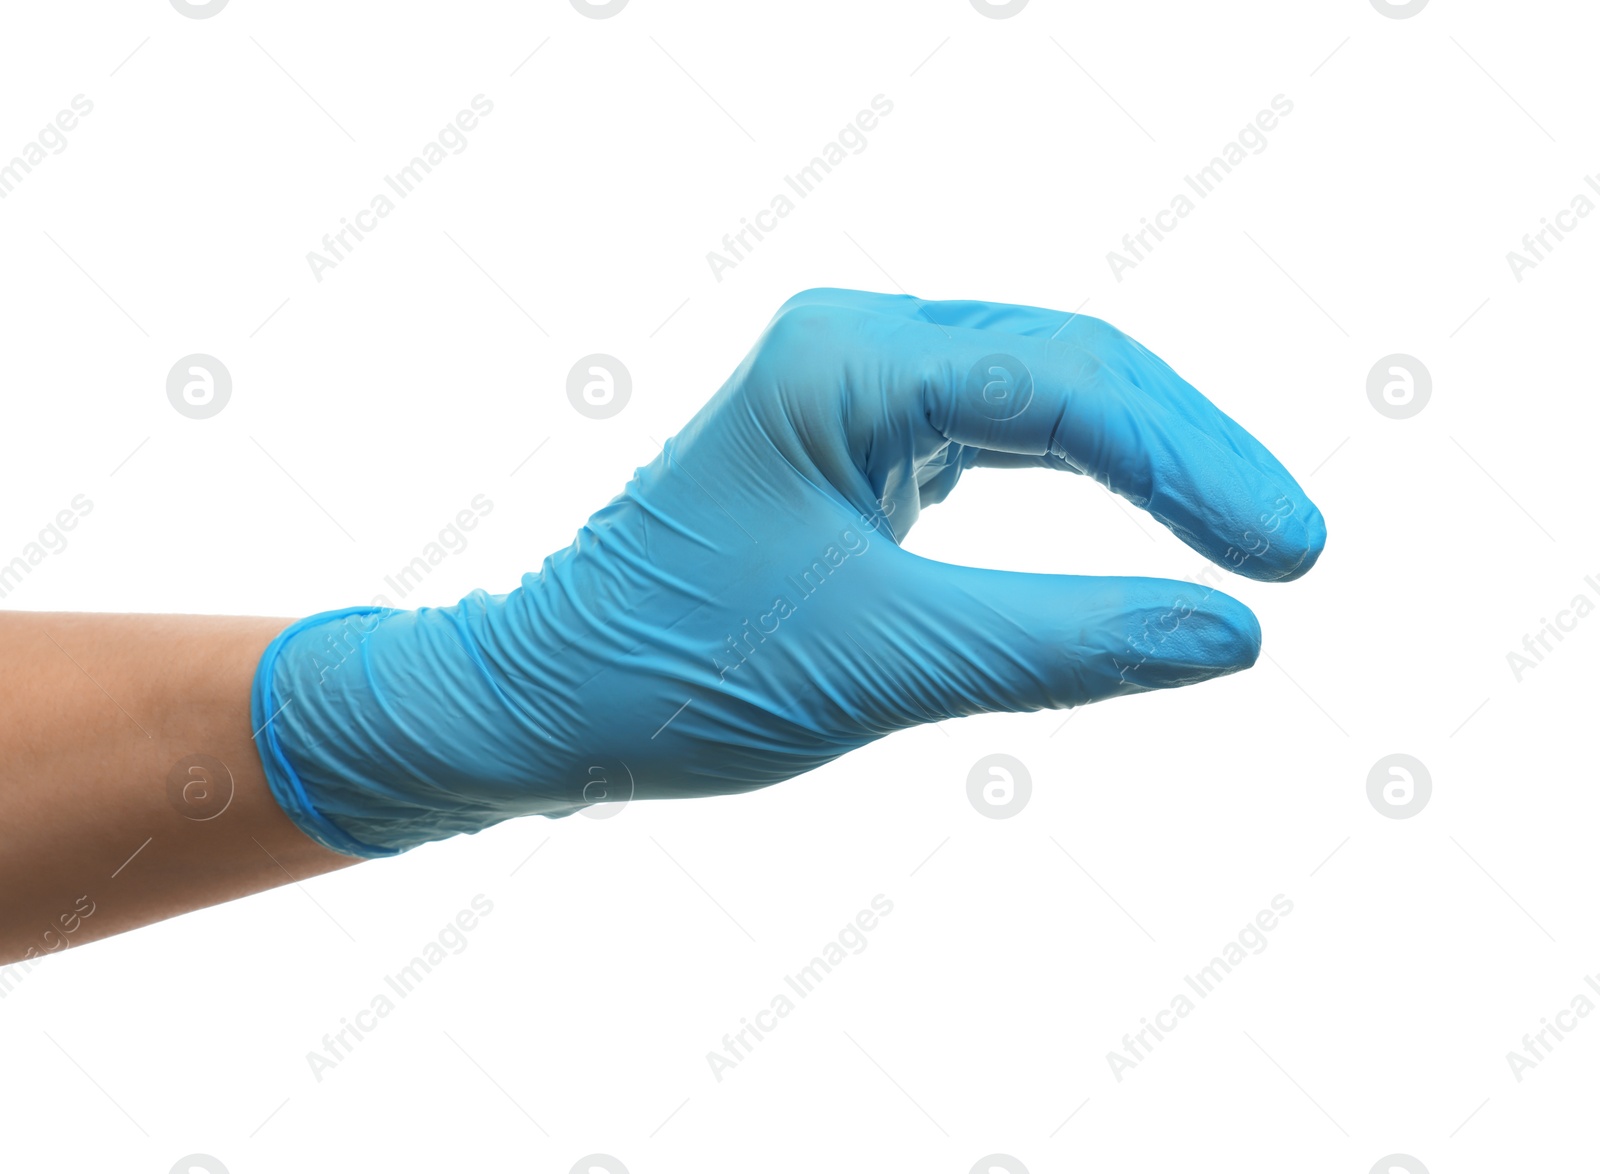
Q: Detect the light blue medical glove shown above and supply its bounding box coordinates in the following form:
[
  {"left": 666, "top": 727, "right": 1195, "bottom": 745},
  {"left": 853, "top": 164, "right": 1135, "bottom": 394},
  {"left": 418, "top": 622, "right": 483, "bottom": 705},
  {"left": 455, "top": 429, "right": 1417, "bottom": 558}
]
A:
[{"left": 253, "top": 289, "right": 1326, "bottom": 857}]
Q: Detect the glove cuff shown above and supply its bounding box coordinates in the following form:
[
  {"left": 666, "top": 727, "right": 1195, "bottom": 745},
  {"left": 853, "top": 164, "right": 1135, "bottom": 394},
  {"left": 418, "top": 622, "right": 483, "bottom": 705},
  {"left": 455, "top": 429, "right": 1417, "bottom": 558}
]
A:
[{"left": 251, "top": 606, "right": 404, "bottom": 859}]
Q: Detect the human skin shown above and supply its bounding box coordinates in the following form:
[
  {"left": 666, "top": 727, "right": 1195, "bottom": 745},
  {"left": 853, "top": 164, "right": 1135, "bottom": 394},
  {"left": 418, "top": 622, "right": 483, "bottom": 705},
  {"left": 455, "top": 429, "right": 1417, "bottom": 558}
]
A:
[{"left": 0, "top": 612, "right": 354, "bottom": 965}]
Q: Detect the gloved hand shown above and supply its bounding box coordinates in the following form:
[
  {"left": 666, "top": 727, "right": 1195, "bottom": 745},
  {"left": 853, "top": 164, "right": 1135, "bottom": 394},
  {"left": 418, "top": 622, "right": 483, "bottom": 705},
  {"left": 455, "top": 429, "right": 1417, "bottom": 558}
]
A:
[{"left": 252, "top": 289, "right": 1326, "bottom": 857}]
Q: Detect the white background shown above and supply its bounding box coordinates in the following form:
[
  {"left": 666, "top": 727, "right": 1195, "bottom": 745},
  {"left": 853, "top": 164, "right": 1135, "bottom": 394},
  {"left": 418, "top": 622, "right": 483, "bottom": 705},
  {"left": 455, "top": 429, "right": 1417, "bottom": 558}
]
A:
[{"left": 1, "top": 1, "right": 1595, "bottom": 1171}]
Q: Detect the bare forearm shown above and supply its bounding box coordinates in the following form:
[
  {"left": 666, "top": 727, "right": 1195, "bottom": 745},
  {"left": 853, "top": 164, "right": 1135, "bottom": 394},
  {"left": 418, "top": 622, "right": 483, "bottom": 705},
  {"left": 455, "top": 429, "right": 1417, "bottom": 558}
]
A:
[{"left": 0, "top": 612, "right": 358, "bottom": 965}]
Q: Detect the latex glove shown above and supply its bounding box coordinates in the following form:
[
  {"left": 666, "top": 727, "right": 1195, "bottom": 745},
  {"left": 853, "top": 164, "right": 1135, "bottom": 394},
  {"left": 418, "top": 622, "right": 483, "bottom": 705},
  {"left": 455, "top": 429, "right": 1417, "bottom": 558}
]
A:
[{"left": 253, "top": 289, "right": 1325, "bottom": 857}]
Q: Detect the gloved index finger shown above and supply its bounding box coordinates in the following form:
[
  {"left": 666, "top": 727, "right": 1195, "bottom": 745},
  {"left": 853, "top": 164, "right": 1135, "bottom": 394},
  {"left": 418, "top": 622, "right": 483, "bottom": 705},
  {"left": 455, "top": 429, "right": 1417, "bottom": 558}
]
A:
[
  {"left": 779, "top": 288, "right": 1306, "bottom": 489},
  {"left": 903, "top": 319, "right": 1325, "bottom": 582}
]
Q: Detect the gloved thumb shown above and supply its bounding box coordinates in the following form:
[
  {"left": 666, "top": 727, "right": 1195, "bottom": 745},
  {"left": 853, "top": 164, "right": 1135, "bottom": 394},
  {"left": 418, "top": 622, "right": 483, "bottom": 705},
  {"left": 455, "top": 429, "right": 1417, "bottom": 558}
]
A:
[{"left": 856, "top": 557, "right": 1263, "bottom": 726}]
